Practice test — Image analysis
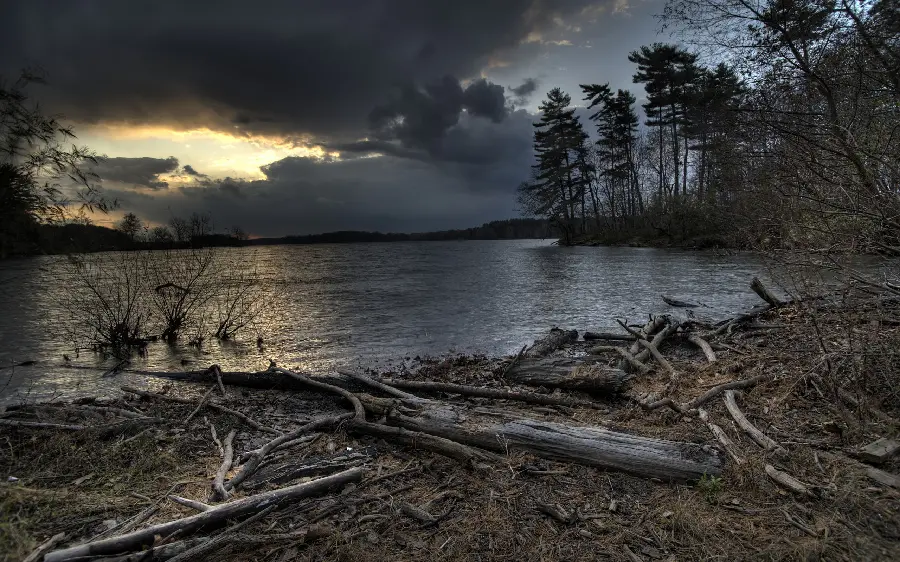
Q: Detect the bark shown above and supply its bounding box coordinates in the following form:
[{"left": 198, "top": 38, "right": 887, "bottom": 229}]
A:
[
  {"left": 505, "top": 358, "right": 630, "bottom": 394},
  {"left": 750, "top": 277, "right": 784, "bottom": 308},
  {"left": 525, "top": 328, "right": 578, "bottom": 358},
  {"left": 43, "top": 468, "right": 363, "bottom": 562},
  {"left": 390, "top": 410, "right": 721, "bottom": 481},
  {"left": 377, "top": 377, "right": 605, "bottom": 409}
]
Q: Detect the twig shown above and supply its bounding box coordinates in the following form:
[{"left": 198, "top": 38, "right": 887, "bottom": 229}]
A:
[
  {"left": 338, "top": 370, "right": 421, "bottom": 400},
  {"left": 377, "top": 378, "right": 606, "bottom": 409},
  {"left": 212, "top": 429, "right": 237, "bottom": 501},
  {"left": 166, "top": 505, "right": 277, "bottom": 562},
  {"left": 636, "top": 375, "right": 768, "bottom": 414},
  {"left": 698, "top": 408, "right": 744, "bottom": 464},
  {"left": 500, "top": 345, "right": 528, "bottom": 378},
  {"left": 589, "top": 346, "right": 652, "bottom": 374},
  {"left": 206, "top": 419, "right": 224, "bottom": 457},
  {"left": 22, "top": 532, "right": 66, "bottom": 562},
  {"left": 225, "top": 414, "right": 354, "bottom": 491},
  {"left": 184, "top": 386, "right": 215, "bottom": 424},
  {"left": 765, "top": 465, "right": 812, "bottom": 496},
  {"left": 0, "top": 419, "right": 85, "bottom": 430},
  {"left": 122, "top": 386, "right": 279, "bottom": 434},
  {"left": 169, "top": 495, "right": 213, "bottom": 512}
]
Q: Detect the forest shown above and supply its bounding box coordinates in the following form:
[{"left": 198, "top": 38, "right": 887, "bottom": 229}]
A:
[{"left": 519, "top": 0, "right": 899, "bottom": 251}]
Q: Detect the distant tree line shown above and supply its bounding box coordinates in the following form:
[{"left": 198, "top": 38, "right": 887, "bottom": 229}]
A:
[
  {"left": 520, "top": 0, "right": 899, "bottom": 252},
  {"left": 251, "top": 219, "right": 555, "bottom": 245}
]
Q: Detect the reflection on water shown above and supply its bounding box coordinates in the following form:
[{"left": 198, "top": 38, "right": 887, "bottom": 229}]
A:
[{"left": 0, "top": 240, "right": 770, "bottom": 403}]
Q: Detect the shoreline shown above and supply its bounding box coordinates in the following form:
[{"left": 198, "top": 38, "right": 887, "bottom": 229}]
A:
[{"left": 2, "top": 282, "right": 899, "bottom": 561}]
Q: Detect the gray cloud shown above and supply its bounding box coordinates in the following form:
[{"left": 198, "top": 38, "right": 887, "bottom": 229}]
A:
[
  {"left": 92, "top": 156, "right": 179, "bottom": 189},
  {"left": 510, "top": 78, "right": 539, "bottom": 105},
  {"left": 1, "top": 1, "right": 607, "bottom": 140},
  {"left": 182, "top": 164, "right": 206, "bottom": 177}
]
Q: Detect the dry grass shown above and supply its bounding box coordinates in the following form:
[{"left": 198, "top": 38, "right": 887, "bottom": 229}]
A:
[{"left": 2, "top": 302, "right": 899, "bottom": 561}]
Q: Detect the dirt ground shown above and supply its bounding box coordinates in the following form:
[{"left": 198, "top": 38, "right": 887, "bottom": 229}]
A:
[{"left": 1, "top": 302, "right": 898, "bottom": 561}]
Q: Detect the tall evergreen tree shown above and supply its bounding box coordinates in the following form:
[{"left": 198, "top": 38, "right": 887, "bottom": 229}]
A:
[{"left": 518, "top": 88, "right": 590, "bottom": 244}]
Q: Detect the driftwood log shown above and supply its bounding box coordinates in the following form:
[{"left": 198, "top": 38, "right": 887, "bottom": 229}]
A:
[
  {"left": 390, "top": 407, "right": 722, "bottom": 481},
  {"left": 505, "top": 358, "right": 630, "bottom": 394},
  {"left": 525, "top": 328, "right": 578, "bottom": 357},
  {"left": 43, "top": 468, "right": 363, "bottom": 562},
  {"left": 661, "top": 295, "right": 699, "bottom": 308}
]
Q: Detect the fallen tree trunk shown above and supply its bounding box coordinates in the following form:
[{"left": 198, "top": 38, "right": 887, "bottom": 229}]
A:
[
  {"left": 390, "top": 411, "right": 721, "bottom": 481},
  {"left": 582, "top": 332, "right": 635, "bottom": 342},
  {"left": 42, "top": 468, "right": 363, "bottom": 562},
  {"left": 525, "top": 328, "right": 578, "bottom": 358},
  {"left": 376, "top": 377, "right": 606, "bottom": 409},
  {"left": 505, "top": 358, "right": 630, "bottom": 394}
]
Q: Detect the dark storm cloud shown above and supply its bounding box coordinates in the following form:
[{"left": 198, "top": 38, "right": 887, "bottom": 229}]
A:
[
  {"left": 182, "top": 165, "right": 206, "bottom": 177},
  {"left": 91, "top": 156, "right": 179, "bottom": 189},
  {"left": 110, "top": 109, "right": 537, "bottom": 236},
  {"left": 0, "top": 0, "right": 606, "bottom": 139},
  {"left": 511, "top": 78, "right": 540, "bottom": 98}
]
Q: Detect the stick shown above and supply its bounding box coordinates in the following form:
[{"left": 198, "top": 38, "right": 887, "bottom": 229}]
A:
[
  {"left": 166, "top": 505, "right": 276, "bottom": 562},
  {"left": 78, "top": 538, "right": 207, "bottom": 562},
  {"left": 206, "top": 419, "right": 224, "bottom": 457},
  {"left": 169, "top": 495, "right": 213, "bottom": 512},
  {"left": 212, "top": 429, "right": 237, "bottom": 501},
  {"left": 636, "top": 375, "right": 768, "bottom": 414},
  {"left": 338, "top": 370, "right": 421, "bottom": 400},
  {"left": 638, "top": 338, "right": 677, "bottom": 378},
  {"left": 687, "top": 334, "right": 717, "bottom": 363},
  {"left": 225, "top": 414, "right": 354, "bottom": 491},
  {"left": 377, "top": 378, "right": 606, "bottom": 409},
  {"left": 22, "top": 533, "right": 66, "bottom": 562},
  {"left": 751, "top": 277, "right": 784, "bottom": 307},
  {"left": 122, "top": 386, "right": 279, "bottom": 434},
  {"left": 184, "top": 386, "right": 215, "bottom": 424},
  {"left": 589, "top": 346, "right": 651, "bottom": 374},
  {"left": 500, "top": 345, "right": 528, "bottom": 378},
  {"left": 0, "top": 419, "right": 86, "bottom": 430},
  {"left": 698, "top": 408, "right": 743, "bottom": 464},
  {"left": 212, "top": 365, "right": 226, "bottom": 397},
  {"left": 765, "top": 464, "right": 811, "bottom": 495},
  {"left": 724, "top": 390, "right": 787, "bottom": 456},
  {"left": 43, "top": 468, "right": 363, "bottom": 562}
]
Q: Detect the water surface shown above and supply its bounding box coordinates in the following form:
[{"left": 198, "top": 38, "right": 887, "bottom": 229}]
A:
[{"left": 0, "top": 240, "right": 769, "bottom": 403}]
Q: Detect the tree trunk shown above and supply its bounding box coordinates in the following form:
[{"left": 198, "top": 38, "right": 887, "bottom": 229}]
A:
[
  {"left": 390, "top": 408, "right": 721, "bottom": 482},
  {"left": 506, "top": 357, "right": 629, "bottom": 394}
]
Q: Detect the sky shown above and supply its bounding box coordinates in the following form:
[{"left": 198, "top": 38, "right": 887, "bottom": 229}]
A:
[{"left": 1, "top": 0, "right": 667, "bottom": 236}]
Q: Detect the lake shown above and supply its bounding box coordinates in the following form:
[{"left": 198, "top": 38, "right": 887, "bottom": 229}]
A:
[{"left": 0, "top": 240, "right": 770, "bottom": 403}]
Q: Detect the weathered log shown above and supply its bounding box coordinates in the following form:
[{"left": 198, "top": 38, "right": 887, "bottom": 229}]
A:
[
  {"left": 525, "top": 328, "right": 578, "bottom": 358},
  {"left": 751, "top": 277, "right": 784, "bottom": 307},
  {"left": 724, "top": 390, "right": 787, "bottom": 456},
  {"left": 582, "top": 332, "right": 635, "bottom": 342},
  {"left": 661, "top": 295, "right": 699, "bottom": 308},
  {"left": 505, "top": 358, "right": 630, "bottom": 394},
  {"left": 91, "top": 539, "right": 208, "bottom": 562},
  {"left": 390, "top": 411, "right": 721, "bottom": 481},
  {"left": 377, "top": 377, "right": 606, "bottom": 409},
  {"left": 42, "top": 468, "right": 363, "bottom": 562}
]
